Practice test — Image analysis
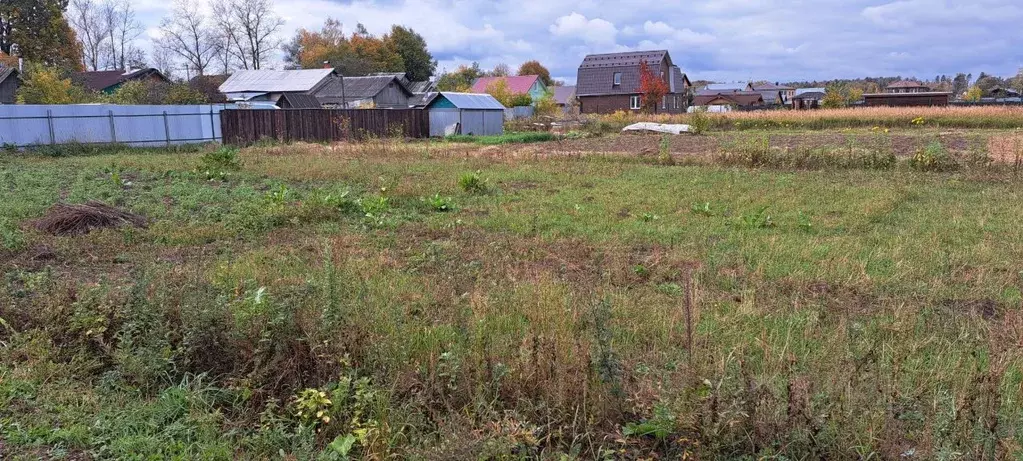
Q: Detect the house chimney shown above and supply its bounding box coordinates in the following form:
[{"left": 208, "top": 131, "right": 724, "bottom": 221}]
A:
[{"left": 323, "top": 61, "right": 331, "bottom": 69}]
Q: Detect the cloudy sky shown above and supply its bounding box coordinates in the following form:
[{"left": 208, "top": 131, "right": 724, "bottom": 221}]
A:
[{"left": 135, "top": 0, "right": 1023, "bottom": 83}]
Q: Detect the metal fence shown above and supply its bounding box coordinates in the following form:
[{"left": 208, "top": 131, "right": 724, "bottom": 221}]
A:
[
  {"left": 0, "top": 104, "right": 231, "bottom": 148},
  {"left": 220, "top": 108, "right": 430, "bottom": 145}
]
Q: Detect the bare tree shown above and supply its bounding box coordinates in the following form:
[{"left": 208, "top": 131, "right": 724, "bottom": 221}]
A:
[
  {"left": 211, "top": 0, "right": 284, "bottom": 70},
  {"left": 69, "top": 0, "right": 110, "bottom": 71},
  {"left": 101, "top": 0, "right": 143, "bottom": 70},
  {"left": 156, "top": 0, "right": 217, "bottom": 76},
  {"left": 151, "top": 45, "right": 175, "bottom": 80}
]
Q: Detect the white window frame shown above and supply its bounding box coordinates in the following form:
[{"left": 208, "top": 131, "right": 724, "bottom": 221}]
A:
[
  {"left": 662, "top": 95, "right": 667, "bottom": 109},
  {"left": 613, "top": 72, "right": 622, "bottom": 86},
  {"left": 630, "top": 95, "right": 641, "bottom": 110}
]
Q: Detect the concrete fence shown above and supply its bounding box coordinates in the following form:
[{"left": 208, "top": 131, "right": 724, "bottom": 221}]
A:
[{"left": 0, "top": 104, "right": 231, "bottom": 148}]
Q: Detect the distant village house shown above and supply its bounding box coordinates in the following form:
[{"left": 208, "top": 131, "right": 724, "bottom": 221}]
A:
[
  {"left": 470, "top": 75, "right": 548, "bottom": 105},
  {"left": 575, "top": 50, "right": 691, "bottom": 114},
  {"left": 0, "top": 67, "right": 19, "bottom": 104},
  {"left": 73, "top": 68, "right": 169, "bottom": 94}
]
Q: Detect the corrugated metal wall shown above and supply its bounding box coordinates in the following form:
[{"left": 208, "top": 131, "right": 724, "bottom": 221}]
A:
[
  {"left": 0, "top": 104, "right": 227, "bottom": 147},
  {"left": 428, "top": 109, "right": 504, "bottom": 137}
]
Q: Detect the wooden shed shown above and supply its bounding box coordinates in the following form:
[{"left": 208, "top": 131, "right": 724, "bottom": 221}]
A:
[
  {"left": 0, "top": 68, "right": 20, "bottom": 104},
  {"left": 426, "top": 92, "right": 505, "bottom": 137},
  {"left": 863, "top": 92, "right": 950, "bottom": 107}
]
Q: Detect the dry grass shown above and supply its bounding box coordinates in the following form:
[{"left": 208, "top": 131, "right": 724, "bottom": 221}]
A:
[
  {"left": 32, "top": 200, "right": 148, "bottom": 236},
  {"left": 582, "top": 106, "right": 1023, "bottom": 131}
]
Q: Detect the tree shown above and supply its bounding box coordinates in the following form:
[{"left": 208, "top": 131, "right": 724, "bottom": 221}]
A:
[
  {"left": 963, "top": 85, "right": 983, "bottom": 102},
  {"left": 1011, "top": 69, "right": 1023, "bottom": 97},
  {"left": 483, "top": 78, "right": 513, "bottom": 107},
  {"left": 211, "top": 0, "right": 283, "bottom": 70},
  {"left": 156, "top": 0, "right": 217, "bottom": 77},
  {"left": 638, "top": 61, "right": 668, "bottom": 112},
  {"left": 489, "top": 63, "right": 510, "bottom": 77},
  {"left": 435, "top": 62, "right": 482, "bottom": 92},
  {"left": 68, "top": 0, "right": 108, "bottom": 71},
  {"left": 101, "top": 0, "right": 142, "bottom": 70},
  {"left": 1, "top": 0, "right": 83, "bottom": 71},
  {"left": 821, "top": 84, "right": 849, "bottom": 108},
  {"left": 16, "top": 64, "right": 95, "bottom": 103},
  {"left": 517, "top": 60, "right": 552, "bottom": 87},
  {"left": 533, "top": 90, "right": 560, "bottom": 117},
  {"left": 386, "top": 25, "right": 435, "bottom": 81},
  {"left": 284, "top": 18, "right": 404, "bottom": 76},
  {"left": 952, "top": 73, "right": 971, "bottom": 97}
]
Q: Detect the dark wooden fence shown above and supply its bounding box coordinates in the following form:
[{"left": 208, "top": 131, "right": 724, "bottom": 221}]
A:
[{"left": 220, "top": 109, "right": 429, "bottom": 145}]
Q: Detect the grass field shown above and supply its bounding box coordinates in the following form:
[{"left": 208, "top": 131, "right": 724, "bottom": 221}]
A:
[{"left": 2, "top": 130, "right": 1023, "bottom": 459}]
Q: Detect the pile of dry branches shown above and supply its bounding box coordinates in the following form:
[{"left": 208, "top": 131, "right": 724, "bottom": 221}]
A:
[{"left": 33, "top": 201, "right": 148, "bottom": 236}]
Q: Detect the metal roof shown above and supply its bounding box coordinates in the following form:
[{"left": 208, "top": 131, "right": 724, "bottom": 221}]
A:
[
  {"left": 314, "top": 75, "right": 412, "bottom": 105},
  {"left": 579, "top": 50, "right": 669, "bottom": 69},
  {"left": 706, "top": 83, "right": 747, "bottom": 91},
  {"left": 553, "top": 86, "right": 576, "bottom": 105},
  {"left": 795, "top": 87, "right": 826, "bottom": 96},
  {"left": 219, "top": 69, "right": 336, "bottom": 93},
  {"left": 430, "top": 92, "right": 505, "bottom": 110}
]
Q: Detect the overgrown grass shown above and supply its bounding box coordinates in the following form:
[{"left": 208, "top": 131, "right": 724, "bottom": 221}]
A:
[
  {"left": 582, "top": 106, "right": 1023, "bottom": 133},
  {"left": 2, "top": 137, "right": 1023, "bottom": 459},
  {"left": 446, "top": 131, "right": 557, "bottom": 145}
]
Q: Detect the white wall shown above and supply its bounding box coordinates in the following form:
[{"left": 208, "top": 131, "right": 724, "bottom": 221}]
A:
[{"left": 0, "top": 104, "right": 230, "bottom": 147}]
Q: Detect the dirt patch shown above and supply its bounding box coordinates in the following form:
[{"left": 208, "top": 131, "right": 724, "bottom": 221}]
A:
[
  {"left": 31, "top": 201, "right": 147, "bottom": 236},
  {"left": 940, "top": 298, "right": 1000, "bottom": 320}
]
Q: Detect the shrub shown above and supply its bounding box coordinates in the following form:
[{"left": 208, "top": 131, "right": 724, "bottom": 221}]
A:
[
  {"left": 509, "top": 94, "right": 533, "bottom": 107},
  {"left": 426, "top": 193, "right": 454, "bottom": 212},
  {"left": 910, "top": 140, "right": 957, "bottom": 172},
  {"left": 688, "top": 108, "right": 710, "bottom": 135},
  {"left": 458, "top": 171, "right": 488, "bottom": 194},
  {"left": 199, "top": 147, "right": 241, "bottom": 180}
]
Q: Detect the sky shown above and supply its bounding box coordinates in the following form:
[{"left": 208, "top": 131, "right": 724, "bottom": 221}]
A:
[{"left": 133, "top": 0, "right": 1023, "bottom": 84}]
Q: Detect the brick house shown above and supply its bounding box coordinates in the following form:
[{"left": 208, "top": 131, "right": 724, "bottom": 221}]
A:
[{"left": 575, "top": 50, "right": 691, "bottom": 114}]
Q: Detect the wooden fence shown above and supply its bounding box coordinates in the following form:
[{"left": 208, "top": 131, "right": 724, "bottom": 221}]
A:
[{"left": 220, "top": 109, "right": 429, "bottom": 145}]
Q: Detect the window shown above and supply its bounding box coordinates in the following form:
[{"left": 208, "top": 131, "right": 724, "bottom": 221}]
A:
[
  {"left": 630, "top": 95, "right": 640, "bottom": 110},
  {"left": 613, "top": 72, "right": 622, "bottom": 86},
  {"left": 662, "top": 96, "right": 667, "bottom": 109}
]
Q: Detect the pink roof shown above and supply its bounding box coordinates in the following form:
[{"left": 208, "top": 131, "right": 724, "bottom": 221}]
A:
[{"left": 470, "top": 75, "right": 540, "bottom": 94}]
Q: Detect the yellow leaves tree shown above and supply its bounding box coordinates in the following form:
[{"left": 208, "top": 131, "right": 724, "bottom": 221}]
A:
[
  {"left": 963, "top": 86, "right": 983, "bottom": 102},
  {"left": 16, "top": 65, "right": 94, "bottom": 104},
  {"left": 484, "top": 79, "right": 513, "bottom": 107}
]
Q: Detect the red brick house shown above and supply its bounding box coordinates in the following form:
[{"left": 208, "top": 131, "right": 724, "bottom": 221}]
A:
[{"left": 576, "top": 50, "right": 691, "bottom": 114}]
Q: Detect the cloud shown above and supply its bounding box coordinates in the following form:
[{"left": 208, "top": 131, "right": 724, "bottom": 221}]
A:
[{"left": 549, "top": 12, "right": 618, "bottom": 45}]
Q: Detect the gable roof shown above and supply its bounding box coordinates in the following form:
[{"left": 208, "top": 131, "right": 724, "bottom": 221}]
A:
[
  {"left": 755, "top": 90, "right": 784, "bottom": 104},
  {"left": 278, "top": 92, "right": 323, "bottom": 109},
  {"left": 73, "top": 68, "right": 167, "bottom": 92},
  {"left": 0, "top": 67, "right": 18, "bottom": 84},
  {"left": 428, "top": 92, "right": 505, "bottom": 110},
  {"left": 693, "top": 91, "right": 764, "bottom": 106},
  {"left": 887, "top": 80, "right": 929, "bottom": 89},
  {"left": 793, "top": 90, "right": 826, "bottom": 100},
  {"left": 314, "top": 75, "right": 412, "bottom": 105},
  {"left": 669, "top": 67, "right": 690, "bottom": 93},
  {"left": 219, "top": 69, "right": 336, "bottom": 94},
  {"left": 470, "top": 75, "right": 541, "bottom": 94},
  {"left": 552, "top": 85, "right": 576, "bottom": 105},
  {"left": 579, "top": 50, "right": 670, "bottom": 69},
  {"left": 576, "top": 50, "right": 682, "bottom": 97}
]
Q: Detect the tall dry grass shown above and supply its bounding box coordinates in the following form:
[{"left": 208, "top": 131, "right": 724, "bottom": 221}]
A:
[{"left": 582, "top": 106, "right": 1023, "bottom": 132}]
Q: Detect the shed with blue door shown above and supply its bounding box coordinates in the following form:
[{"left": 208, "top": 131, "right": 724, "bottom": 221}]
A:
[{"left": 425, "top": 92, "right": 505, "bottom": 137}]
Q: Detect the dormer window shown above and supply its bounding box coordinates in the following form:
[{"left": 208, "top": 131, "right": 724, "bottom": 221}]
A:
[{"left": 613, "top": 72, "right": 622, "bottom": 86}]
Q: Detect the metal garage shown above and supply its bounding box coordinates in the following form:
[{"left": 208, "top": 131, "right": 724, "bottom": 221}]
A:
[{"left": 426, "top": 92, "right": 505, "bottom": 137}]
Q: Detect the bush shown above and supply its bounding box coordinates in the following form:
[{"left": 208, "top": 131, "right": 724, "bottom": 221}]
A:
[
  {"left": 458, "top": 171, "right": 488, "bottom": 194},
  {"left": 910, "top": 140, "right": 957, "bottom": 172},
  {"left": 509, "top": 94, "right": 533, "bottom": 107},
  {"left": 688, "top": 108, "right": 710, "bottom": 135},
  {"left": 198, "top": 147, "right": 241, "bottom": 180}
]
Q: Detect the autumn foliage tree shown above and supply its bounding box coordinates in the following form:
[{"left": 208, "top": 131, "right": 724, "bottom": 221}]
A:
[
  {"left": 638, "top": 61, "right": 668, "bottom": 112},
  {"left": 284, "top": 19, "right": 434, "bottom": 80},
  {"left": 517, "top": 60, "right": 552, "bottom": 87}
]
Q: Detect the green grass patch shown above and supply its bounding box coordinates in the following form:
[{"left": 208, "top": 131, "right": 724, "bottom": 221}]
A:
[{"left": 445, "top": 131, "right": 557, "bottom": 145}]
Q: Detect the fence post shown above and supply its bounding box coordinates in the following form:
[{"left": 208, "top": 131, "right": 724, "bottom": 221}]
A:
[
  {"left": 162, "top": 111, "right": 171, "bottom": 146},
  {"left": 46, "top": 110, "right": 55, "bottom": 145},
  {"left": 108, "top": 110, "right": 117, "bottom": 143}
]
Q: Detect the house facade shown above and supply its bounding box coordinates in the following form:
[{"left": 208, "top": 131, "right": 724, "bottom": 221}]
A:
[
  {"left": 316, "top": 75, "right": 413, "bottom": 108},
  {"left": 470, "top": 75, "right": 547, "bottom": 104},
  {"left": 0, "top": 67, "right": 19, "bottom": 104},
  {"left": 692, "top": 91, "right": 764, "bottom": 109},
  {"left": 747, "top": 82, "right": 795, "bottom": 105},
  {"left": 792, "top": 88, "right": 826, "bottom": 110},
  {"left": 575, "top": 50, "right": 691, "bottom": 114}
]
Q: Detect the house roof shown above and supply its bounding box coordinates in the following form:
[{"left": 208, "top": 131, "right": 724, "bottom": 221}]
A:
[
  {"left": 470, "top": 75, "right": 541, "bottom": 94},
  {"left": 407, "top": 80, "right": 435, "bottom": 94},
  {"left": 755, "top": 90, "right": 784, "bottom": 104},
  {"left": 0, "top": 67, "right": 18, "bottom": 84},
  {"left": 669, "top": 67, "right": 690, "bottom": 93},
  {"left": 693, "top": 92, "right": 764, "bottom": 106},
  {"left": 579, "top": 50, "right": 669, "bottom": 69},
  {"left": 553, "top": 85, "right": 576, "bottom": 105},
  {"left": 794, "top": 87, "right": 826, "bottom": 97},
  {"left": 428, "top": 92, "right": 505, "bottom": 110},
  {"left": 314, "top": 75, "right": 412, "bottom": 105},
  {"left": 219, "top": 69, "right": 336, "bottom": 93},
  {"left": 748, "top": 82, "right": 794, "bottom": 91},
  {"left": 278, "top": 92, "right": 323, "bottom": 109},
  {"left": 72, "top": 68, "right": 167, "bottom": 92},
  {"left": 793, "top": 91, "right": 826, "bottom": 99},
  {"left": 887, "top": 80, "right": 929, "bottom": 89},
  {"left": 705, "top": 83, "right": 747, "bottom": 91}
]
